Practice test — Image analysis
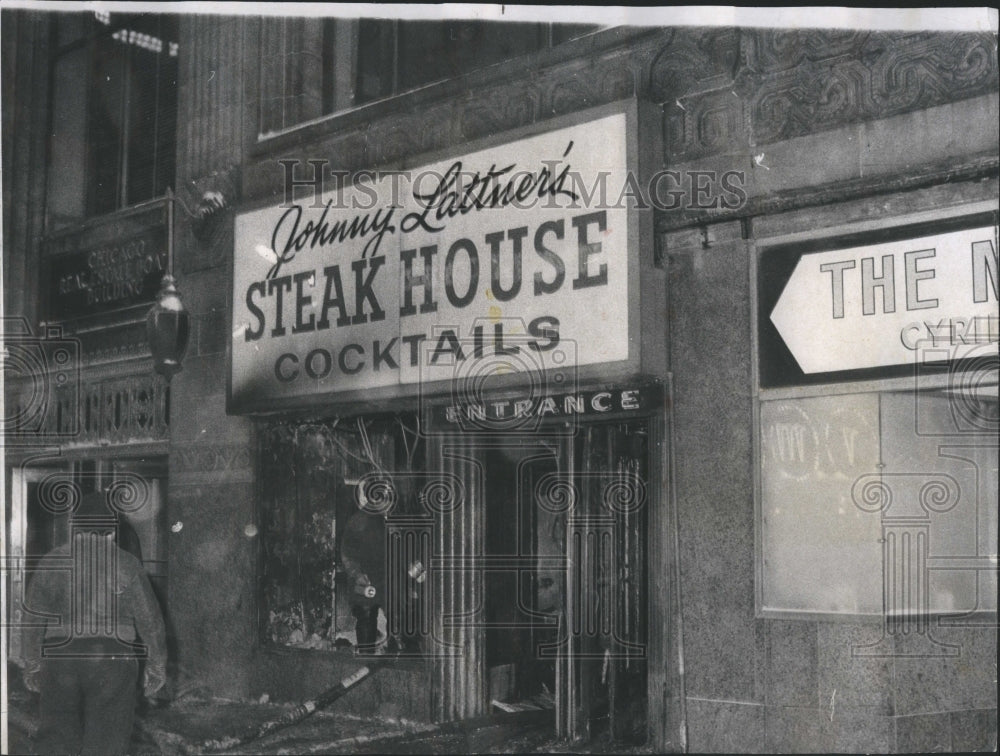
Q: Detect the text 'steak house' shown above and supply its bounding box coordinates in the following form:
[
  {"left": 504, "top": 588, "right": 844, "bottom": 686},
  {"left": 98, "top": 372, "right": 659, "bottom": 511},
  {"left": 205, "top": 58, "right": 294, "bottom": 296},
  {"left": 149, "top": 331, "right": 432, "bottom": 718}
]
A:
[{"left": 3, "top": 10, "right": 997, "bottom": 752}]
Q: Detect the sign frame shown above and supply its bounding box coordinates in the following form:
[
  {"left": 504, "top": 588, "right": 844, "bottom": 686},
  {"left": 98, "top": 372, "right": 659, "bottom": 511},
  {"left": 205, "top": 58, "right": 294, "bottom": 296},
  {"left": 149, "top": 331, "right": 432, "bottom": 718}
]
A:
[
  {"left": 757, "top": 209, "right": 999, "bottom": 390},
  {"left": 39, "top": 197, "right": 171, "bottom": 328},
  {"left": 752, "top": 201, "right": 1000, "bottom": 623},
  {"left": 227, "top": 99, "right": 657, "bottom": 416}
]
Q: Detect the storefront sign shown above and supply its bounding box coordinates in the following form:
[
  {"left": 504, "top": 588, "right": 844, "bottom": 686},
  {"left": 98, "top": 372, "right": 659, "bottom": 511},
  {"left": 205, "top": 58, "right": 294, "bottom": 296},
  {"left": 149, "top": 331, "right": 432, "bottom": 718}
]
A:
[
  {"left": 46, "top": 227, "right": 168, "bottom": 321},
  {"left": 770, "top": 225, "right": 999, "bottom": 373},
  {"left": 231, "top": 111, "right": 633, "bottom": 409},
  {"left": 432, "top": 385, "right": 660, "bottom": 428}
]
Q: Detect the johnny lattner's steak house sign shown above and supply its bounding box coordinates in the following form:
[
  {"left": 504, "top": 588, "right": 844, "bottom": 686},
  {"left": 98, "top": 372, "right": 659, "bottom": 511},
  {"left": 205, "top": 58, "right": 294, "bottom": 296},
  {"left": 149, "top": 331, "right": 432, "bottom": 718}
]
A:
[{"left": 231, "top": 112, "right": 633, "bottom": 408}]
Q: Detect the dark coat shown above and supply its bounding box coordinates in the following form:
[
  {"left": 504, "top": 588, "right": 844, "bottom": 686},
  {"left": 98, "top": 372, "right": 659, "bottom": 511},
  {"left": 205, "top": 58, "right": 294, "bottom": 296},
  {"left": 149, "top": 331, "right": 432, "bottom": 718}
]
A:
[{"left": 25, "top": 535, "right": 167, "bottom": 664}]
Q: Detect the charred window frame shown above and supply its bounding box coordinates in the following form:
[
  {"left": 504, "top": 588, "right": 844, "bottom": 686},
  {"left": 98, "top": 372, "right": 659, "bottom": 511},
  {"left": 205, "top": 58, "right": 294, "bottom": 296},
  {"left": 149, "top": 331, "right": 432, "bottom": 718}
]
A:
[
  {"left": 45, "top": 11, "right": 178, "bottom": 231},
  {"left": 257, "top": 414, "right": 425, "bottom": 651}
]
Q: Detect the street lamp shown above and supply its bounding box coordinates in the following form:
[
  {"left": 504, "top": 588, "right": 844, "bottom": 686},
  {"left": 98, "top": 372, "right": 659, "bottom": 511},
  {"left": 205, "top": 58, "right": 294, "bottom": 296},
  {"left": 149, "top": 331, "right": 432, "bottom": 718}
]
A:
[{"left": 146, "top": 189, "right": 190, "bottom": 380}]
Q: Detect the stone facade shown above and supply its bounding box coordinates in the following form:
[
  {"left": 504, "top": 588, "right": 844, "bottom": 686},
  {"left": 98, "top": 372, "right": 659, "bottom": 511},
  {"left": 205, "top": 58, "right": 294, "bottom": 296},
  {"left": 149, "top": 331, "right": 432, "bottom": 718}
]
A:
[{"left": 3, "top": 12, "right": 997, "bottom": 752}]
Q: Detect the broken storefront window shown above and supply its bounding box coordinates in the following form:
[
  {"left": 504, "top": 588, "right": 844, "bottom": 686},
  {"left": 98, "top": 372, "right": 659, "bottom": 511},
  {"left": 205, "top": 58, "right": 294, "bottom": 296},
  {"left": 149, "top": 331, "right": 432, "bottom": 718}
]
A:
[{"left": 258, "top": 415, "right": 423, "bottom": 652}]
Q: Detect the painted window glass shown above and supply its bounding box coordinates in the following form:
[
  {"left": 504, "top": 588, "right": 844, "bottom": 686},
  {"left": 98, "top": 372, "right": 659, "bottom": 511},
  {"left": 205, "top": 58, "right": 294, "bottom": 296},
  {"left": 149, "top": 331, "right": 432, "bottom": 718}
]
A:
[{"left": 760, "top": 390, "right": 998, "bottom": 616}]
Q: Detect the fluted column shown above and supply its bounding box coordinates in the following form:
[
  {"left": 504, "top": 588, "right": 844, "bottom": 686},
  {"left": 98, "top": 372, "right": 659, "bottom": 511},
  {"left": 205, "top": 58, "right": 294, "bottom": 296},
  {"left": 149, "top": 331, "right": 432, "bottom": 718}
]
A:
[{"left": 431, "top": 434, "right": 486, "bottom": 721}]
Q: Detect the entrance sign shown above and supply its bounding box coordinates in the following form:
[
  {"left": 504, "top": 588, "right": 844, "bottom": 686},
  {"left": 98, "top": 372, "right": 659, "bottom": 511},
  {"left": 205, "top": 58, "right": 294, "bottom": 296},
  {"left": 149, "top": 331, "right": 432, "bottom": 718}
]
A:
[
  {"left": 429, "top": 385, "right": 660, "bottom": 431},
  {"left": 230, "top": 112, "right": 633, "bottom": 410},
  {"left": 770, "top": 225, "right": 999, "bottom": 373}
]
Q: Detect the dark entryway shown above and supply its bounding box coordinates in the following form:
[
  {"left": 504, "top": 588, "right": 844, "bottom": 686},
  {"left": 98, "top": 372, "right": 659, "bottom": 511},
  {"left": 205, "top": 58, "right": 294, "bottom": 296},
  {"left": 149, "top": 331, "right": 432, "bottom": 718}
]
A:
[
  {"left": 482, "top": 439, "right": 561, "bottom": 709},
  {"left": 10, "top": 457, "right": 170, "bottom": 663},
  {"left": 479, "top": 419, "right": 650, "bottom": 744}
]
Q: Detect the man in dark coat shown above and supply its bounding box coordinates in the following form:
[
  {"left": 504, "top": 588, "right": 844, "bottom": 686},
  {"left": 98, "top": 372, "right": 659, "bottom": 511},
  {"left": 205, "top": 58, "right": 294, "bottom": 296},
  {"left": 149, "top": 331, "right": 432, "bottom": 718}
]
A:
[{"left": 22, "top": 491, "right": 167, "bottom": 755}]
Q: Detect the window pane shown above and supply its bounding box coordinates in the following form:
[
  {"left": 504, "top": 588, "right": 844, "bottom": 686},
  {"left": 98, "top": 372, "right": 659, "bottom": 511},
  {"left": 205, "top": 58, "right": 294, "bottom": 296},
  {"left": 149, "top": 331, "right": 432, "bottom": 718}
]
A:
[
  {"left": 344, "top": 20, "right": 572, "bottom": 114},
  {"left": 47, "top": 47, "right": 89, "bottom": 229},
  {"left": 761, "top": 390, "right": 998, "bottom": 616},
  {"left": 396, "top": 21, "right": 545, "bottom": 92},
  {"left": 293, "top": 426, "right": 344, "bottom": 645},
  {"left": 88, "top": 33, "right": 126, "bottom": 215},
  {"left": 355, "top": 19, "right": 395, "bottom": 105},
  {"left": 323, "top": 19, "right": 358, "bottom": 113},
  {"left": 395, "top": 22, "right": 450, "bottom": 91},
  {"left": 760, "top": 393, "right": 883, "bottom": 614},
  {"left": 881, "top": 391, "right": 998, "bottom": 613},
  {"left": 51, "top": 13, "right": 178, "bottom": 222},
  {"left": 259, "top": 421, "right": 380, "bottom": 648},
  {"left": 123, "top": 16, "right": 178, "bottom": 205},
  {"left": 259, "top": 418, "right": 428, "bottom": 651},
  {"left": 465, "top": 22, "right": 546, "bottom": 73}
]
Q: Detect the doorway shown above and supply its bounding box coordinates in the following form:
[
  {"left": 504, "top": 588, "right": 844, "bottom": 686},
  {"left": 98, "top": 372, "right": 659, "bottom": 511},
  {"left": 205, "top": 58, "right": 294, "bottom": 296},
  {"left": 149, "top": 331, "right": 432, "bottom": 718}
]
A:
[
  {"left": 479, "top": 418, "right": 650, "bottom": 744},
  {"left": 482, "top": 439, "right": 562, "bottom": 711},
  {"left": 7, "top": 456, "right": 169, "bottom": 665}
]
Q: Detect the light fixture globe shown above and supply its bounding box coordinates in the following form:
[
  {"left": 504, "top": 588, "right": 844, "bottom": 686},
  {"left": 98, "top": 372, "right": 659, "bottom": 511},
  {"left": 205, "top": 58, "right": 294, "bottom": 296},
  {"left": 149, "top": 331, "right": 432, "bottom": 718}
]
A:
[{"left": 146, "top": 273, "right": 190, "bottom": 381}]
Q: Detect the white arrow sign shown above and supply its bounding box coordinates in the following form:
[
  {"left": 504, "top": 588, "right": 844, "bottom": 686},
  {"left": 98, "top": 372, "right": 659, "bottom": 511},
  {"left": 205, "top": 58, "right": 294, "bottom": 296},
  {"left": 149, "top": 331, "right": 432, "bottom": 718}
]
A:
[{"left": 770, "top": 225, "right": 999, "bottom": 373}]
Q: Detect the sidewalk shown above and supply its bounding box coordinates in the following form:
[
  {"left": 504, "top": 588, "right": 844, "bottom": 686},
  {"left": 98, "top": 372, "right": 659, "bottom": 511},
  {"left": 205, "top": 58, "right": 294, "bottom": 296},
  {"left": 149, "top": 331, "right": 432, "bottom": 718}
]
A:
[
  {"left": 9, "top": 692, "right": 558, "bottom": 755},
  {"left": 8, "top": 685, "right": 653, "bottom": 754},
  {"left": 136, "top": 699, "right": 439, "bottom": 755}
]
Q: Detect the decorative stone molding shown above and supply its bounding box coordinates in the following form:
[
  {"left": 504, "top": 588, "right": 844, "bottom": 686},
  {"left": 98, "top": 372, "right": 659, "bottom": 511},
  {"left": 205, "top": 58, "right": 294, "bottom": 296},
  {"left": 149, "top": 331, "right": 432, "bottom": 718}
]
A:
[
  {"left": 460, "top": 87, "right": 539, "bottom": 142},
  {"left": 648, "top": 27, "right": 740, "bottom": 101},
  {"left": 655, "top": 152, "right": 999, "bottom": 234},
  {"left": 747, "top": 31, "right": 997, "bottom": 146},
  {"left": 744, "top": 29, "right": 871, "bottom": 74},
  {"left": 76, "top": 322, "right": 152, "bottom": 365},
  {"left": 236, "top": 25, "right": 996, "bottom": 225},
  {"left": 367, "top": 101, "right": 461, "bottom": 167},
  {"left": 664, "top": 30, "right": 998, "bottom": 161},
  {"left": 4, "top": 369, "right": 169, "bottom": 447},
  {"left": 175, "top": 166, "right": 241, "bottom": 274}
]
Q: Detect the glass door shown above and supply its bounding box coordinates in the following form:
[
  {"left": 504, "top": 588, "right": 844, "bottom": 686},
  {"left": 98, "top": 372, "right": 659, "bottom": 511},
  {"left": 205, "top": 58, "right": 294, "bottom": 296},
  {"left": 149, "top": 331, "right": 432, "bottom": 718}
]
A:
[
  {"left": 558, "top": 419, "right": 649, "bottom": 744},
  {"left": 477, "top": 419, "right": 651, "bottom": 744}
]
